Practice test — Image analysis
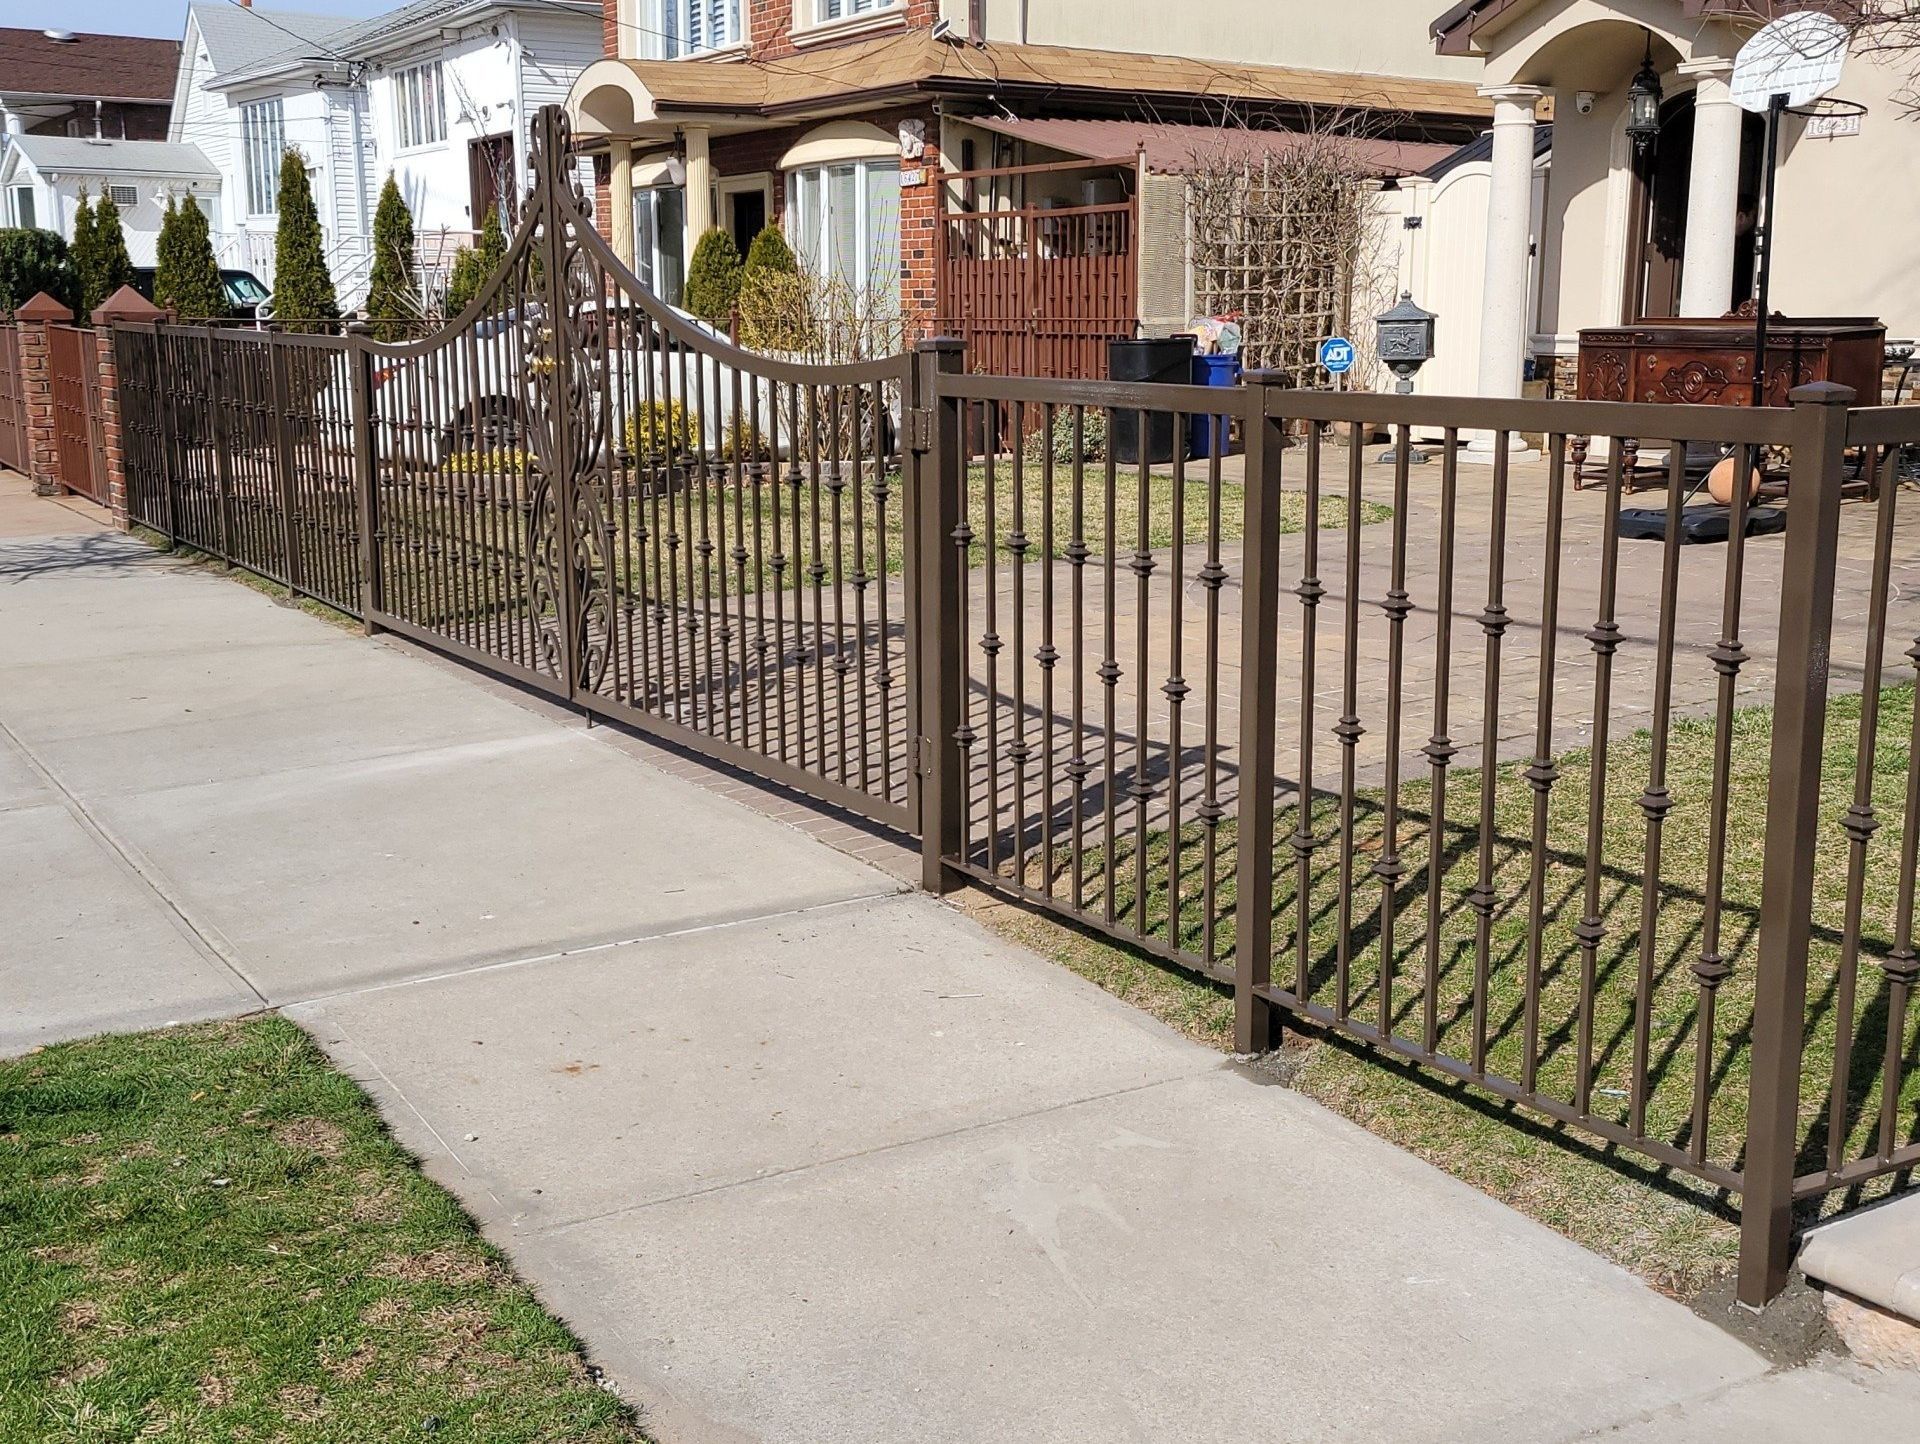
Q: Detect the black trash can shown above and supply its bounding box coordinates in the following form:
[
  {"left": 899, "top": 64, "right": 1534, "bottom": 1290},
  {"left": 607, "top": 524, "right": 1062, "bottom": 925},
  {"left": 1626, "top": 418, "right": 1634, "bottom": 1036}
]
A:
[{"left": 1108, "top": 336, "right": 1194, "bottom": 466}]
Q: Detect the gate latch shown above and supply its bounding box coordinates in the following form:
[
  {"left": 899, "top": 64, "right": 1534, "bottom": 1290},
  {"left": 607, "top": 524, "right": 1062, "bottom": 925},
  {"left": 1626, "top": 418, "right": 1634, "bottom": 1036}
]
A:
[{"left": 906, "top": 407, "right": 935, "bottom": 454}]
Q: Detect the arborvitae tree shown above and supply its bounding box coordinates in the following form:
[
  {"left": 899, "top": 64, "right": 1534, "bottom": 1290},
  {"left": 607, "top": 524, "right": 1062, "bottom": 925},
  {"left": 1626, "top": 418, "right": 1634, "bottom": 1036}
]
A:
[
  {"left": 68, "top": 191, "right": 98, "bottom": 311},
  {"left": 0, "top": 228, "right": 78, "bottom": 313},
  {"left": 742, "top": 224, "right": 797, "bottom": 281},
  {"left": 477, "top": 204, "right": 507, "bottom": 276},
  {"left": 443, "top": 248, "right": 483, "bottom": 317},
  {"left": 684, "top": 227, "right": 742, "bottom": 327},
  {"left": 85, "top": 191, "right": 134, "bottom": 314},
  {"left": 156, "top": 194, "right": 226, "bottom": 318},
  {"left": 271, "top": 148, "right": 337, "bottom": 325},
  {"left": 366, "top": 173, "right": 418, "bottom": 339}
]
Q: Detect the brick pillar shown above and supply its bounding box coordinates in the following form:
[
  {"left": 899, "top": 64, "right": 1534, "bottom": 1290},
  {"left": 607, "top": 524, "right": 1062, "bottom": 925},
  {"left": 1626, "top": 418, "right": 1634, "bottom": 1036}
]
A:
[
  {"left": 91, "top": 284, "right": 166, "bottom": 530},
  {"left": 898, "top": 113, "right": 940, "bottom": 344},
  {"left": 15, "top": 291, "right": 70, "bottom": 497}
]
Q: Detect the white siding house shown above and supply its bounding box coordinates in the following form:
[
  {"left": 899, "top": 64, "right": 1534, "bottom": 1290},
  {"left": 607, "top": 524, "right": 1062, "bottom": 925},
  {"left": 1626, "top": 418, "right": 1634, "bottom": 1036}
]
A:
[
  {"left": 168, "top": 0, "right": 599, "bottom": 312},
  {"left": 0, "top": 135, "right": 220, "bottom": 271}
]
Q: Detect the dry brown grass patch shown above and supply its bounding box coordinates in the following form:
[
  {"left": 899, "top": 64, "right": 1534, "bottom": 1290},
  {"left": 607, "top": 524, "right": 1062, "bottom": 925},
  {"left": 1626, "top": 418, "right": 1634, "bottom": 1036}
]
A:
[
  {"left": 372, "top": 1247, "right": 492, "bottom": 1287},
  {"left": 270, "top": 1118, "right": 347, "bottom": 1157}
]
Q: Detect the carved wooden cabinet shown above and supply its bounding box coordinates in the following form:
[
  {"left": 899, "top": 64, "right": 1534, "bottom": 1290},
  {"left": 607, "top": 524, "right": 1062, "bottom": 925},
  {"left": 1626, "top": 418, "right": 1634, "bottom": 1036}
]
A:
[
  {"left": 1571, "top": 316, "right": 1885, "bottom": 488},
  {"left": 1576, "top": 316, "right": 1885, "bottom": 408}
]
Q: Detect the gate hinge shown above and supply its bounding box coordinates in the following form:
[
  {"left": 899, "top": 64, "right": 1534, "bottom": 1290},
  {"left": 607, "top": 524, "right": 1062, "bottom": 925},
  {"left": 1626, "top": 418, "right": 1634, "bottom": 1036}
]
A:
[
  {"left": 914, "top": 736, "right": 933, "bottom": 776},
  {"left": 906, "top": 407, "right": 935, "bottom": 454}
]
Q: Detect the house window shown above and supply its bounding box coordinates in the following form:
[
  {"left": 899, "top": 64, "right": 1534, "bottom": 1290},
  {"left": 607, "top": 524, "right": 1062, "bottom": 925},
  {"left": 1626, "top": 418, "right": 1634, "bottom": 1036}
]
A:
[
  {"left": 634, "top": 186, "right": 687, "bottom": 305},
  {"left": 107, "top": 184, "right": 139, "bottom": 208},
  {"left": 394, "top": 61, "right": 447, "bottom": 149},
  {"left": 241, "top": 98, "right": 285, "bottom": 215},
  {"left": 816, "top": 0, "right": 897, "bottom": 19},
  {"left": 664, "top": 0, "right": 742, "bottom": 55},
  {"left": 787, "top": 160, "right": 900, "bottom": 304},
  {"left": 10, "top": 186, "right": 34, "bottom": 229}
]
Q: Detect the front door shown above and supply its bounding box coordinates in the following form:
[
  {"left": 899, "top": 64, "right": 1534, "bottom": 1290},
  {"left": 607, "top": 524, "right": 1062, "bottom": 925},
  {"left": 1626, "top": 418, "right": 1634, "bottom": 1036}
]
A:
[
  {"left": 469, "top": 134, "right": 515, "bottom": 228},
  {"left": 726, "top": 187, "right": 766, "bottom": 257}
]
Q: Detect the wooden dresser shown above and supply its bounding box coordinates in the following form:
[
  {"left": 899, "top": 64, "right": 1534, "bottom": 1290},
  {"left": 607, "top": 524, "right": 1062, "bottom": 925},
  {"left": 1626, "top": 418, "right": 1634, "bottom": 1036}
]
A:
[{"left": 1571, "top": 314, "right": 1885, "bottom": 487}]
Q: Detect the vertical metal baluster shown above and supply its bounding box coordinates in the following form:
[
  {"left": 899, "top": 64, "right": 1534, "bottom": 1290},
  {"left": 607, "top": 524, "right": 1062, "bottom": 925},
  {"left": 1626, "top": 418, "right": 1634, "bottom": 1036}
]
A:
[
  {"left": 849, "top": 381, "right": 870, "bottom": 793},
  {"left": 981, "top": 405, "right": 1003, "bottom": 875},
  {"left": 1575, "top": 432, "right": 1627, "bottom": 1115},
  {"left": 1377, "top": 425, "right": 1414, "bottom": 1038},
  {"left": 807, "top": 387, "right": 827, "bottom": 776},
  {"left": 1421, "top": 430, "right": 1460, "bottom": 1056},
  {"left": 1102, "top": 418, "right": 1121, "bottom": 924},
  {"left": 1009, "top": 400, "right": 1030, "bottom": 885},
  {"left": 1630, "top": 441, "right": 1687, "bottom": 1136},
  {"left": 751, "top": 376, "right": 771, "bottom": 752},
  {"left": 730, "top": 363, "right": 751, "bottom": 747},
  {"left": 1880, "top": 607, "right": 1920, "bottom": 1163},
  {"left": 789, "top": 384, "right": 808, "bottom": 764},
  {"left": 1828, "top": 449, "right": 1898, "bottom": 1168},
  {"left": 1199, "top": 442, "right": 1226, "bottom": 973},
  {"left": 870, "top": 378, "right": 894, "bottom": 805},
  {"left": 1068, "top": 406, "right": 1090, "bottom": 909},
  {"left": 1475, "top": 436, "right": 1512, "bottom": 1081},
  {"left": 771, "top": 382, "right": 791, "bottom": 760},
  {"left": 1691, "top": 431, "right": 1757, "bottom": 1165},
  {"left": 953, "top": 400, "right": 977, "bottom": 864},
  {"left": 1038, "top": 403, "right": 1060, "bottom": 898},
  {"left": 1335, "top": 425, "right": 1365, "bottom": 1020},
  {"left": 695, "top": 347, "right": 719, "bottom": 731},
  {"left": 828, "top": 386, "right": 851, "bottom": 785},
  {"left": 1164, "top": 429, "right": 1188, "bottom": 953},
  {"left": 1131, "top": 413, "right": 1156, "bottom": 935},
  {"left": 1292, "top": 427, "right": 1324, "bottom": 1000}
]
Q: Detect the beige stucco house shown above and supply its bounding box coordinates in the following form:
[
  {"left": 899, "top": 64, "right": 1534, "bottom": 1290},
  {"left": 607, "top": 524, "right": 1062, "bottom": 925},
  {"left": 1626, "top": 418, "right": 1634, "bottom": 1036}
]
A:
[{"left": 1429, "top": 0, "right": 1920, "bottom": 407}]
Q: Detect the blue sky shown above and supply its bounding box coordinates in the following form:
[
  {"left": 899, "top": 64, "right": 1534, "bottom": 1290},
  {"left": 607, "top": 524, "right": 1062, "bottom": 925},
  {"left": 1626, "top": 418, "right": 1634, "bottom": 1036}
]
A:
[{"left": 32, "top": 0, "right": 393, "bottom": 42}]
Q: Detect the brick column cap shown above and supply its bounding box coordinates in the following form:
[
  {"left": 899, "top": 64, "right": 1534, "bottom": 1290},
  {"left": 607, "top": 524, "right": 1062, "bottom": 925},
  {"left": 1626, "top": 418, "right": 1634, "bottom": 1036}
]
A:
[
  {"left": 15, "top": 291, "right": 73, "bottom": 323},
  {"left": 92, "top": 285, "right": 165, "bottom": 327}
]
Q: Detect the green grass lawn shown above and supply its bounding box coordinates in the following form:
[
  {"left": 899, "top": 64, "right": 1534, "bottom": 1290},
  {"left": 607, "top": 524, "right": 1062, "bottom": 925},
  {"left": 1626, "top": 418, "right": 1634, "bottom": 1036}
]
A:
[
  {"left": 0, "top": 1019, "right": 646, "bottom": 1444},
  {"left": 977, "top": 683, "right": 1920, "bottom": 1296}
]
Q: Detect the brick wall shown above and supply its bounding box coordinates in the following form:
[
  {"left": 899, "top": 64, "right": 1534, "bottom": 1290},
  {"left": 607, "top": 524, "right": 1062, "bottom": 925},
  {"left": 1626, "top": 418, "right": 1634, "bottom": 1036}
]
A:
[
  {"left": 749, "top": 1, "right": 939, "bottom": 61},
  {"left": 897, "top": 113, "right": 939, "bottom": 343}
]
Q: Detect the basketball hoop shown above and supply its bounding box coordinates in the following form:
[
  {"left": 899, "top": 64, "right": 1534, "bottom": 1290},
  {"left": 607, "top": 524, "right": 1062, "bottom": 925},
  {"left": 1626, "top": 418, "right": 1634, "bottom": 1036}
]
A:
[{"left": 1785, "top": 95, "right": 1867, "bottom": 121}]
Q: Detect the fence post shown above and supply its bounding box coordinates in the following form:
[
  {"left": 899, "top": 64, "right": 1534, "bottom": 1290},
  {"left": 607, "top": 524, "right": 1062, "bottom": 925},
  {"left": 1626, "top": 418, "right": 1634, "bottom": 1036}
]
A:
[
  {"left": 914, "top": 336, "right": 966, "bottom": 894},
  {"left": 90, "top": 287, "right": 164, "bottom": 531},
  {"left": 14, "top": 292, "right": 70, "bottom": 497},
  {"left": 1738, "top": 380, "right": 1855, "bottom": 1308},
  {"left": 346, "top": 323, "right": 383, "bottom": 634},
  {"left": 205, "top": 330, "right": 237, "bottom": 564},
  {"left": 1232, "top": 373, "right": 1288, "bottom": 1054}
]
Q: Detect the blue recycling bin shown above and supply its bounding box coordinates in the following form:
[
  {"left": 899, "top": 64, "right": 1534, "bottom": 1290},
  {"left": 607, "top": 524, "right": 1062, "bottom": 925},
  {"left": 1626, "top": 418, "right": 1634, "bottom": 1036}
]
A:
[{"left": 1189, "top": 353, "right": 1241, "bottom": 457}]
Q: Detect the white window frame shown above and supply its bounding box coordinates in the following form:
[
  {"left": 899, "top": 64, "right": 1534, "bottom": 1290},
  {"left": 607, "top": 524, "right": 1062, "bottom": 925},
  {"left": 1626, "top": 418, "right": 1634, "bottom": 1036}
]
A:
[
  {"left": 817, "top": 0, "right": 897, "bottom": 19},
  {"left": 717, "top": 171, "right": 771, "bottom": 251},
  {"left": 241, "top": 97, "right": 285, "bottom": 216},
  {"left": 10, "top": 184, "right": 35, "bottom": 230},
  {"left": 785, "top": 158, "right": 900, "bottom": 302},
  {"left": 393, "top": 60, "right": 447, "bottom": 151},
  {"left": 663, "top": 0, "right": 743, "bottom": 57}
]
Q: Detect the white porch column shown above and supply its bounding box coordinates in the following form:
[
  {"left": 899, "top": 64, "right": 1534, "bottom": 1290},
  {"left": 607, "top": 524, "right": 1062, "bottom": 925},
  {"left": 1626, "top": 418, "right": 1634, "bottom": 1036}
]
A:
[
  {"left": 1678, "top": 61, "right": 1743, "bottom": 318},
  {"left": 683, "top": 126, "right": 713, "bottom": 244},
  {"left": 609, "top": 143, "right": 636, "bottom": 272},
  {"left": 1468, "top": 85, "right": 1543, "bottom": 461}
]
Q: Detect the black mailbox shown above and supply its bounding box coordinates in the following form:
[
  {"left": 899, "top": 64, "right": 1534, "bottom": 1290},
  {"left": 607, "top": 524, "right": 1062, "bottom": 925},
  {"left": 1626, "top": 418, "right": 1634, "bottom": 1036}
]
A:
[{"left": 1375, "top": 290, "right": 1437, "bottom": 394}]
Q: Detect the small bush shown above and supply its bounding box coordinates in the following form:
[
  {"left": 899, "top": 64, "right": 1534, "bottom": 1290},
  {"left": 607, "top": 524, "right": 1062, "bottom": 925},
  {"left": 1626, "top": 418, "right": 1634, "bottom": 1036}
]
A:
[
  {"left": 684, "top": 227, "right": 742, "bottom": 328},
  {"left": 743, "top": 225, "right": 797, "bottom": 279},
  {"left": 272, "top": 148, "right": 338, "bottom": 324},
  {"left": 624, "top": 400, "right": 699, "bottom": 462},
  {"left": 1023, "top": 407, "right": 1108, "bottom": 467},
  {"left": 366, "top": 173, "right": 420, "bottom": 341},
  {"left": 154, "top": 195, "right": 226, "bottom": 319},
  {"left": 441, "top": 446, "right": 530, "bottom": 476}
]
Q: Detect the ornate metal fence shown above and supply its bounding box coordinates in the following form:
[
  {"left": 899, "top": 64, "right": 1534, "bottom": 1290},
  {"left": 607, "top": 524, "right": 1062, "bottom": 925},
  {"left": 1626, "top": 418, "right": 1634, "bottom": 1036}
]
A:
[{"left": 106, "top": 104, "right": 1920, "bottom": 1307}]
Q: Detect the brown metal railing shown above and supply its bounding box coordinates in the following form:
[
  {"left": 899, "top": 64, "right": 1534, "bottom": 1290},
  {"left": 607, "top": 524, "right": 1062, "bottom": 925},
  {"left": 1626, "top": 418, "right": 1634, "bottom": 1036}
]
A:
[{"left": 105, "top": 105, "right": 1920, "bottom": 1307}]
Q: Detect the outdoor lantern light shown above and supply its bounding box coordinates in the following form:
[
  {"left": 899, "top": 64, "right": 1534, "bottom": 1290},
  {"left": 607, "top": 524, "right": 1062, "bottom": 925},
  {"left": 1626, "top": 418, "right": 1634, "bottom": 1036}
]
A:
[
  {"left": 1375, "top": 290, "right": 1438, "bottom": 395},
  {"left": 1627, "top": 35, "right": 1664, "bottom": 155}
]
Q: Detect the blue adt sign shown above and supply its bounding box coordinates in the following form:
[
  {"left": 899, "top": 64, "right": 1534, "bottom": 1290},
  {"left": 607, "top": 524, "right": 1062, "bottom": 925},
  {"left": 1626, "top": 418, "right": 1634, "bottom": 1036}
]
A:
[{"left": 1318, "top": 337, "right": 1356, "bottom": 376}]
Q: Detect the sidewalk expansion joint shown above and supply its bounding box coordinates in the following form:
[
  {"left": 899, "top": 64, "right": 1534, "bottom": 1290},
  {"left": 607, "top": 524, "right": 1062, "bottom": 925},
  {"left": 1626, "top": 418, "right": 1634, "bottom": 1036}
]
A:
[{"left": 0, "top": 716, "right": 268, "bottom": 1009}]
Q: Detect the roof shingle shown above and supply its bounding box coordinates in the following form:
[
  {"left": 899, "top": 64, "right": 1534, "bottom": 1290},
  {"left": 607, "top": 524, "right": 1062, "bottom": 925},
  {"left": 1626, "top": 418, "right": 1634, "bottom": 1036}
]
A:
[{"left": 0, "top": 27, "right": 181, "bottom": 103}]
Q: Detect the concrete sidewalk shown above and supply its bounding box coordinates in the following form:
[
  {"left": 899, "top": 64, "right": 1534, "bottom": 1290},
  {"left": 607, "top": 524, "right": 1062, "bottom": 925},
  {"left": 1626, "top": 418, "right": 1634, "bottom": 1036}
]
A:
[{"left": 4, "top": 476, "right": 1916, "bottom": 1442}]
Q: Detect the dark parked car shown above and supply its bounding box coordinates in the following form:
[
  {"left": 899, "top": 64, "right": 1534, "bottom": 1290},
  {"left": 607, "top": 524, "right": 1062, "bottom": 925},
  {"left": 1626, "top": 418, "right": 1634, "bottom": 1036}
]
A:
[{"left": 127, "top": 267, "right": 271, "bottom": 321}]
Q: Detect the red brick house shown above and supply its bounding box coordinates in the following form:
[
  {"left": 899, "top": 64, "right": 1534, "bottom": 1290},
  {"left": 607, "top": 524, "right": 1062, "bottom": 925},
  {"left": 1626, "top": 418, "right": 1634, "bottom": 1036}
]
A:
[{"left": 570, "top": 1, "right": 1492, "bottom": 372}]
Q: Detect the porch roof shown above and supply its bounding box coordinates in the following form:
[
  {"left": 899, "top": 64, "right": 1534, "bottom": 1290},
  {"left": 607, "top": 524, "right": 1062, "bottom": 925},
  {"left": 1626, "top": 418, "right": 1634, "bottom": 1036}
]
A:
[
  {"left": 962, "top": 115, "right": 1460, "bottom": 180},
  {"left": 3, "top": 135, "right": 220, "bottom": 182},
  {"left": 1430, "top": 1, "right": 1813, "bottom": 55},
  {"left": 572, "top": 32, "right": 1493, "bottom": 142}
]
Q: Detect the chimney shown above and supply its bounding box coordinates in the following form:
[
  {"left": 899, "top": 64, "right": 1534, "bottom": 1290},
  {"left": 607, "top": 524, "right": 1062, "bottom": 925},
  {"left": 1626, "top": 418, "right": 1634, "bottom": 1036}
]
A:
[{"left": 93, "top": 99, "right": 103, "bottom": 141}]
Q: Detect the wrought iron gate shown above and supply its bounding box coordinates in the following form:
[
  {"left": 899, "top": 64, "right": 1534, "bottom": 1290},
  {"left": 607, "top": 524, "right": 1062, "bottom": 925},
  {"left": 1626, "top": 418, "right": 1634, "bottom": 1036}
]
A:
[{"left": 359, "top": 111, "right": 918, "bottom": 829}]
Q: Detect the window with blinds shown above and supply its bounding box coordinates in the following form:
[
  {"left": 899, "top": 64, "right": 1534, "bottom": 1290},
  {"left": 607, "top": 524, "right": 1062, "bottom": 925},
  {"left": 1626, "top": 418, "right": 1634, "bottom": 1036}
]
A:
[
  {"left": 241, "top": 98, "right": 284, "bottom": 215},
  {"left": 819, "top": 0, "right": 897, "bottom": 18},
  {"left": 394, "top": 62, "right": 446, "bottom": 149},
  {"left": 664, "top": 0, "right": 742, "bottom": 55}
]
